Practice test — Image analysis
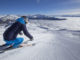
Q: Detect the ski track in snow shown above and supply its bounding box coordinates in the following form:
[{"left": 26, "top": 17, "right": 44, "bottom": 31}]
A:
[{"left": 0, "top": 17, "right": 80, "bottom": 60}]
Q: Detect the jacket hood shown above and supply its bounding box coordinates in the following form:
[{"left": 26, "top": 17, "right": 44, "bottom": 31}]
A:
[{"left": 16, "top": 17, "right": 25, "bottom": 24}]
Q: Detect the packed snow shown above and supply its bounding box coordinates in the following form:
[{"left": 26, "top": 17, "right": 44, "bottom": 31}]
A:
[{"left": 0, "top": 17, "right": 80, "bottom": 60}]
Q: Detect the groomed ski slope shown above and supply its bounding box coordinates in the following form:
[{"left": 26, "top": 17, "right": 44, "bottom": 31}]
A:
[{"left": 0, "top": 17, "right": 80, "bottom": 60}]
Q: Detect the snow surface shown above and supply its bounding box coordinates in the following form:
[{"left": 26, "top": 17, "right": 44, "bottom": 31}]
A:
[{"left": 0, "top": 17, "right": 80, "bottom": 60}]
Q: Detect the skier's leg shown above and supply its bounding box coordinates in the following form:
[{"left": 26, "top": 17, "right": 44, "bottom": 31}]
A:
[
  {"left": 4, "top": 40, "right": 14, "bottom": 46},
  {"left": 12, "top": 38, "right": 24, "bottom": 48}
]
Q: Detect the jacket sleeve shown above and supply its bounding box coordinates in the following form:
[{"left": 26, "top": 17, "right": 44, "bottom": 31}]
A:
[{"left": 22, "top": 24, "right": 33, "bottom": 39}]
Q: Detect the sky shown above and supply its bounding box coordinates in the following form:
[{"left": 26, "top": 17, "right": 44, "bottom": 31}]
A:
[{"left": 0, "top": 0, "right": 80, "bottom": 15}]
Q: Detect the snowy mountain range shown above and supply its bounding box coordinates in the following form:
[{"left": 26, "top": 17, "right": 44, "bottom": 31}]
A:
[
  {"left": 27, "top": 14, "right": 66, "bottom": 20},
  {"left": 0, "top": 14, "right": 66, "bottom": 24},
  {"left": 0, "top": 15, "right": 19, "bottom": 21},
  {"left": 61, "top": 14, "right": 80, "bottom": 17},
  {"left": 0, "top": 15, "right": 19, "bottom": 24}
]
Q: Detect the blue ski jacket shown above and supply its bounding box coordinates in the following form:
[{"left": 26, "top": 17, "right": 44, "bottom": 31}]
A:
[{"left": 3, "top": 17, "right": 33, "bottom": 41}]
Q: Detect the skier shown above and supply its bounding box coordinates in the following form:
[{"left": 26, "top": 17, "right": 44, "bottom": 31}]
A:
[{"left": 2, "top": 16, "right": 33, "bottom": 48}]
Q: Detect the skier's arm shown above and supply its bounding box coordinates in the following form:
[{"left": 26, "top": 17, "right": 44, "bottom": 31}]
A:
[{"left": 22, "top": 24, "right": 33, "bottom": 39}]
